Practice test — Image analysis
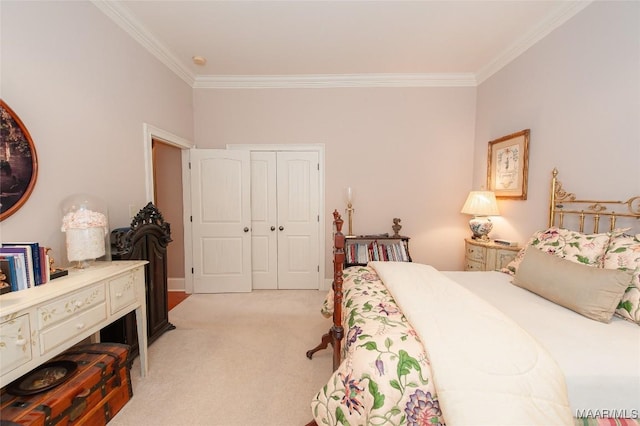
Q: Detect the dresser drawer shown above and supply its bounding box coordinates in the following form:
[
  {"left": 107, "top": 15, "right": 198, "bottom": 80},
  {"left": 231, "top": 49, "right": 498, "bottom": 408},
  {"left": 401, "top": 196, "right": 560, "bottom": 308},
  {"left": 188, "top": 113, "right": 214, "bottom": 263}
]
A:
[
  {"left": 37, "top": 284, "right": 106, "bottom": 330},
  {"left": 464, "top": 259, "right": 485, "bottom": 271},
  {"left": 465, "top": 244, "right": 486, "bottom": 262},
  {"left": 39, "top": 302, "right": 107, "bottom": 354},
  {"left": 0, "top": 313, "right": 33, "bottom": 374},
  {"left": 108, "top": 270, "right": 138, "bottom": 314}
]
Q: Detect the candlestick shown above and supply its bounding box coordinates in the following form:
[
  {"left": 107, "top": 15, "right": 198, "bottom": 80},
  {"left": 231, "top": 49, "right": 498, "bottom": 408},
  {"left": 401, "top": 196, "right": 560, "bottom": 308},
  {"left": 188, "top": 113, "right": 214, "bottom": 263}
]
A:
[{"left": 344, "top": 187, "right": 355, "bottom": 236}]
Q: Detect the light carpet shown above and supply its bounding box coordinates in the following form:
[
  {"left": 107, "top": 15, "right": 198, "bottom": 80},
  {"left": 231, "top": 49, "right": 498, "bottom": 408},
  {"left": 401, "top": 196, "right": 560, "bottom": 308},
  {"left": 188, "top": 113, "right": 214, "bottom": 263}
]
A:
[{"left": 109, "top": 290, "right": 332, "bottom": 426}]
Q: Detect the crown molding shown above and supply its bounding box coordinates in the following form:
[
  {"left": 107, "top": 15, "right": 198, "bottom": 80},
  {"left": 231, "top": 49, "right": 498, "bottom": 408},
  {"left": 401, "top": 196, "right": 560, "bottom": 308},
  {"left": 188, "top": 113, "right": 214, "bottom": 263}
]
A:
[
  {"left": 193, "top": 73, "right": 477, "bottom": 89},
  {"left": 476, "top": 0, "right": 593, "bottom": 84},
  {"left": 93, "top": 0, "right": 592, "bottom": 89},
  {"left": 91, "top": 0, "right": 195, "bottom": 86}
]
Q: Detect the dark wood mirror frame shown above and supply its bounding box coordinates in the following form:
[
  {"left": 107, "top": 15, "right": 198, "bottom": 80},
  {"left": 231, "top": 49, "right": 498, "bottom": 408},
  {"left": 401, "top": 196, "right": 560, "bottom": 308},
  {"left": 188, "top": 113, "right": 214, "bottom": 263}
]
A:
[{"left": 1, "top": 100, "right": 38, "bottom": 221}]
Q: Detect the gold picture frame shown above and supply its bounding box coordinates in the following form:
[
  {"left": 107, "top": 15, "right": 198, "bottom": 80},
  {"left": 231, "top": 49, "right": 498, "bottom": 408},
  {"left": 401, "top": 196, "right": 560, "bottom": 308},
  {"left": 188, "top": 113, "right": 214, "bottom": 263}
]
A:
[{"left": 487, "top": 129, "right": 529, "bottom": 200}]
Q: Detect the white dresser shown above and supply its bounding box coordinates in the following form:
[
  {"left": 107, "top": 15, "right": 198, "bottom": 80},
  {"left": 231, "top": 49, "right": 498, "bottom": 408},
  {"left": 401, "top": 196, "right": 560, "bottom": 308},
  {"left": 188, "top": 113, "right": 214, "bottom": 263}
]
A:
[{"left": 0, "top": 261, "right": 148, "bottom": 387}]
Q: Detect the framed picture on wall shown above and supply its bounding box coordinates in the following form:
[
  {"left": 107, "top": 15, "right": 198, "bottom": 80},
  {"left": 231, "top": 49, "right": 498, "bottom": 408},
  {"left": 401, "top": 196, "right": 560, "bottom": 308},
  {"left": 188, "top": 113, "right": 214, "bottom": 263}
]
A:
[
  {"left": 487, "top": 129, "right": 530, "bottom": 200},
  {"left": 1, "top": 100, "right": 38, "bottom": 220}
]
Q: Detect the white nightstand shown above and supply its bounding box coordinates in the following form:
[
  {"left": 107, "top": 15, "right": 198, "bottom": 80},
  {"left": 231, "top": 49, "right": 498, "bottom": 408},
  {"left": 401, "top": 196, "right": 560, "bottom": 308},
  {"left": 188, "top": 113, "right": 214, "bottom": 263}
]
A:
[{"left": 464, "top": 238, "right": 520, "bottom": 271}]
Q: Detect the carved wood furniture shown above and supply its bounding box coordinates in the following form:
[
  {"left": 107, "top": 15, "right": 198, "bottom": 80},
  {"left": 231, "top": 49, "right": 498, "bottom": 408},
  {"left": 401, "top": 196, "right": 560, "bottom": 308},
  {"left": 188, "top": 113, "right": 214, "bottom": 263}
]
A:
[
  {"left": 0, "top": 261, "right": 148, "bottom": 387},
  {"left": 100, "top": 202, "right": 175, "bottom": 358},
  {"left": 305, "top": 210, "right": 344, "bottom": 370}
]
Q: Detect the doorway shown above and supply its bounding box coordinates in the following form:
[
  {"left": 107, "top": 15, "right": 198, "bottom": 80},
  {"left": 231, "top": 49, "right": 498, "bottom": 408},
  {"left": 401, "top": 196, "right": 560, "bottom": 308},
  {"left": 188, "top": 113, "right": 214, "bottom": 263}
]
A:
[
  {"left": 144, "top": 133, "right": 326, "bottom": 294},
  {"left": 143, "top": 124, "right": 193, "bottom": 293},
  {"left": 152, "top": 139, "right": 185, "bottom": 292}
]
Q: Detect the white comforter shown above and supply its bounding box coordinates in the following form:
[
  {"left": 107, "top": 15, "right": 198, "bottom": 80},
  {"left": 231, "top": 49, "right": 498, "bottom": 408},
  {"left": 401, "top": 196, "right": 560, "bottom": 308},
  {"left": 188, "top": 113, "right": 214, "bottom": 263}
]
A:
[{"left": 370, "top": 261, "right": 573, "bottom": 426}]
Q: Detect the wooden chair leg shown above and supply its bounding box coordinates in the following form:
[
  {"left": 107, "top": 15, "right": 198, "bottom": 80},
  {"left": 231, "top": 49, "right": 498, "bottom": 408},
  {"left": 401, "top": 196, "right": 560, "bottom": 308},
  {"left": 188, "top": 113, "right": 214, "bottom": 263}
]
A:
[{"left": 306, "top": 328, "right": 333, "bottom": 359}]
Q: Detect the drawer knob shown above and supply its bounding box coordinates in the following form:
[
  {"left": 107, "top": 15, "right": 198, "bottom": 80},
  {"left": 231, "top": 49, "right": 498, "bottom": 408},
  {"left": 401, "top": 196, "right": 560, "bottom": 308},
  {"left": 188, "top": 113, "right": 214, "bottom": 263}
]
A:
[
  {"left": 116, "top": 292, "right": 123, "bottom": 298},
  {"left": 75, "top": 300, "right": 84, "bottom": 308},
  {"left": 76, "top": 323, "right": 85, "bottom": 330}
]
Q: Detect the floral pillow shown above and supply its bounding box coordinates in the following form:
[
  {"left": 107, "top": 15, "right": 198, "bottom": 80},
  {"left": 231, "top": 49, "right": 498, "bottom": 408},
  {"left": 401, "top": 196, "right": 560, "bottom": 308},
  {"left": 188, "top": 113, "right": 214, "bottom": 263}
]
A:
[
  {"left": 604, "top": 233, "right": 640, "bottom": 324},
  {"left": 502, "top": 227, "right": 611, "bottom": 275}
]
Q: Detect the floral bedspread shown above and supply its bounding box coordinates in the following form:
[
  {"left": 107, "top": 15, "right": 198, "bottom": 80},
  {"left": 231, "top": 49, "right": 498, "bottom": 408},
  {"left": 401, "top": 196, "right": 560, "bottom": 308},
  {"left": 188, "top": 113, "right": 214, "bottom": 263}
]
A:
[
  {"left": 311, "top": 265, "right": 640, "bottom": 426},
  {"left": 311, "top": 266, "right": 444, "bottom": 426}
]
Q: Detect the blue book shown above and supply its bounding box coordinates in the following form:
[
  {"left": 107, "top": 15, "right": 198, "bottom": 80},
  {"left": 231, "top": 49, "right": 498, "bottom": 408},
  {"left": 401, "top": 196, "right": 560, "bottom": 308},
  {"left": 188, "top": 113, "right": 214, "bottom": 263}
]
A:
[
  {"left": 0, "top": 257, "right": 18, "bottom": 293},
  {"left": 3, "top": 243, "right": 42, "bottom": 285},
  {"left": 0, "top": 252, "right": 27, "bottom": 290},
  {"left": 0, "top": 247, "right": 32, "bottom": 288}
]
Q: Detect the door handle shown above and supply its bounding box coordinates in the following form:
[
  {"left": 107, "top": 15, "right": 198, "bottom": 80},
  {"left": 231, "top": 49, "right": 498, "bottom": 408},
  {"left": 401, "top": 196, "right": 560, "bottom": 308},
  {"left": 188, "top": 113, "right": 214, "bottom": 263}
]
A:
[
  {"left": 279, "top": 226, "right": 284, "bottom": 231},
  {"left": 270, "top": 226, "right": 276, "bottom": 231},
  {"left": 244, "top": 227, "right": 249, "bottom": 232}
]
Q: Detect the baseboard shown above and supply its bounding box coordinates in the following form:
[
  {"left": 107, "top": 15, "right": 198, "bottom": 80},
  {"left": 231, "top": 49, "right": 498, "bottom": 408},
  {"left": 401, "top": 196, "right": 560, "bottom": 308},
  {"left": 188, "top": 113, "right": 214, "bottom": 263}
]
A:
[
  {"left": 168, "top": 277, "right": 185, "bottom": 292},
  {"left": 322, "top": 278, "right": 332, "bottom": 292},
  {"left": 169, "top": 277, "right": 329, "bottom": 292}
]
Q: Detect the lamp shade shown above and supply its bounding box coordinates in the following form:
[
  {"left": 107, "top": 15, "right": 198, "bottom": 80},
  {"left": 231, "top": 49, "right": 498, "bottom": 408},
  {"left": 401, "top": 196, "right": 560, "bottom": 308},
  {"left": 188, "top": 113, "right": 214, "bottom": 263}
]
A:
[{"left": 460, "top": 191, "right": 500, "bottom": 217}]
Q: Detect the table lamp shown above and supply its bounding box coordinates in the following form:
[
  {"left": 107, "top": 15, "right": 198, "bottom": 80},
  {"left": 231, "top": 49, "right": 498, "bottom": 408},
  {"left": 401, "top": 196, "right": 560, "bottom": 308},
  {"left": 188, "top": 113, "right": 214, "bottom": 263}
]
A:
[{"left": 461, "top": 191, "right": 500, "bottom": 241}]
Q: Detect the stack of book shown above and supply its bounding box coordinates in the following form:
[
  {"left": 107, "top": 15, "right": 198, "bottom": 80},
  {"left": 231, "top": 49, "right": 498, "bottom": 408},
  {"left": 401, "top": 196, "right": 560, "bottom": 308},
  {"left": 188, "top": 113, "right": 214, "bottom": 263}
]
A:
[
  {"left": 346, "top": 240, "right": 410, "bottom": 264},
  {"left": 0, "top": 242, "right": 53, "bottom": 294}
]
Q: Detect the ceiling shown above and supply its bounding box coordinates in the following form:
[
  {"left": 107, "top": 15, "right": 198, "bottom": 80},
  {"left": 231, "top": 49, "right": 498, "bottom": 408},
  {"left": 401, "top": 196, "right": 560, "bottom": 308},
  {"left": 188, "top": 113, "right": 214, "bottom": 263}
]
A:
[{"left": 93, "top": 0, "right": 592, "bottom": 88}]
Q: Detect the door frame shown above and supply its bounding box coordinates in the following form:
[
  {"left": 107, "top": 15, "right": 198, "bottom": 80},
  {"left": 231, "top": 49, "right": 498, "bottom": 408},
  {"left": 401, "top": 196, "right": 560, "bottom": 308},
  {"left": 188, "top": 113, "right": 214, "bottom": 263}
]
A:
[
  {"left": 227, "top": 144, "right": 326, "bottom": 291},
  {"left": 143, "top": 123, "right": 195, "bottom": 293}
]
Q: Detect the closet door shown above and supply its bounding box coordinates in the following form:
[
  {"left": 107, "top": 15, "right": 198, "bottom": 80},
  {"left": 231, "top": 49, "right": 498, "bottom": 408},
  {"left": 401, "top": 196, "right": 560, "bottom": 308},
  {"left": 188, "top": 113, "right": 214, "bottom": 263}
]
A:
[
  {"left": 250, "top": 151, "right": 320, "bottom": 290},
  {"left": 276, "top": 151, "right": 319, "bottom": 289},
  {"left": 190, "top": 149, "right": 251, "bottom": 293},
  {"left": 250, "top": 152, "right": 278, "bottom": 289}
]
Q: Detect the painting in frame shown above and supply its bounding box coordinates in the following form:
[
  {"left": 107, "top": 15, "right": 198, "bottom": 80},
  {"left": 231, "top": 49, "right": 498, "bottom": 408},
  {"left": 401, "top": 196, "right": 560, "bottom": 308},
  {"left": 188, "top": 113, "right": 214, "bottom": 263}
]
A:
[
  {"left": 487, "top": 129, "right": 529, "bottom": 200},
  {"left": 1, "top": 100, "right": 38, "bottom": 221}
]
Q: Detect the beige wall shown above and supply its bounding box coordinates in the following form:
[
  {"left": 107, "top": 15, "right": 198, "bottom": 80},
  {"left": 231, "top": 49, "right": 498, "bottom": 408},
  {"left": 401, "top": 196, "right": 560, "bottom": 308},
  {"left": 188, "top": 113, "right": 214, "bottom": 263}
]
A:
[
  {"left": 473, "top": 0, "right": 640, "bottom": 244},
  {"left": 194, "top": 87, "right": 478, "bottom": 272},
  {"left": 0, "top": 1, "right": 194, "bottom": 264},
  {"left": 1, "top": 1, "right": 637, "bottom": 281}
]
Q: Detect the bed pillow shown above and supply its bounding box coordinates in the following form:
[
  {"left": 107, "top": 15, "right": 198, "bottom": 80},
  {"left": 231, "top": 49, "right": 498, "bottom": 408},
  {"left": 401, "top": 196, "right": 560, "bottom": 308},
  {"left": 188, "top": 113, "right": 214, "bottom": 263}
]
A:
[
  {"left": 513, "top": 247, "right": 631, "bottom": 323},
  {"left": 604, "top": 233, "right": 640, "bottom": 324},
  {"left": 502, "top": 227, "right": 610, "bottom": 275}
]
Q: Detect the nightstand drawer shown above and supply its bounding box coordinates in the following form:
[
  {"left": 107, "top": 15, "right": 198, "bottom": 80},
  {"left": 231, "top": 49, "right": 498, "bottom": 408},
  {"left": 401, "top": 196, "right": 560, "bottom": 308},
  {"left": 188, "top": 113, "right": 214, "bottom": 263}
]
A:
[
  {"left": 465, "top": 245, "right": 486, "bottom": 262},
  {"left": 465, "top": 259, "right": 485, "bottom": 271}
]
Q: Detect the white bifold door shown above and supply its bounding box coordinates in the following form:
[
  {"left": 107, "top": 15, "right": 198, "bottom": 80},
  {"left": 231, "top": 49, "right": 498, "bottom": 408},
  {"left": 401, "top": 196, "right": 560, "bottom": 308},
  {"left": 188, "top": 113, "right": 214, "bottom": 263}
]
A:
[
  {"left": 190, "top": 149, "right": 319, "bottom": 293},
  {"left": 251, "top": 151, "right": 319, "bottom": 290}
]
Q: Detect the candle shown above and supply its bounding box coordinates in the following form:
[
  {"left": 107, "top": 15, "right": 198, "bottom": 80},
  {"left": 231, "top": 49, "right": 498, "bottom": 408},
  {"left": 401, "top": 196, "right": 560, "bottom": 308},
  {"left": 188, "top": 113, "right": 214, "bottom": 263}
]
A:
[{"left": 346, "top": 187, "right": 353, "bottom": 203}]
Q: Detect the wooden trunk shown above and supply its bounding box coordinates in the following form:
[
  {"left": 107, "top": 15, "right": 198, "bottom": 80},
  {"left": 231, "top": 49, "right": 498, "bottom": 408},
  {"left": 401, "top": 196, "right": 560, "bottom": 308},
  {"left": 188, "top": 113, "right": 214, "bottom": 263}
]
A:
[{"left": 0, "top": 343, "right": 132, "bottom": 426}]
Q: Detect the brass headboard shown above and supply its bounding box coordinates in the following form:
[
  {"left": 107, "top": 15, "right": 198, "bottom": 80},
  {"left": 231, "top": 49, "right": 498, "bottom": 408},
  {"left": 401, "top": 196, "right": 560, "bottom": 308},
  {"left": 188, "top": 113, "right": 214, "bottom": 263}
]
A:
[{"left": 549, "top": 168, "right": 640, "bottom": 233}]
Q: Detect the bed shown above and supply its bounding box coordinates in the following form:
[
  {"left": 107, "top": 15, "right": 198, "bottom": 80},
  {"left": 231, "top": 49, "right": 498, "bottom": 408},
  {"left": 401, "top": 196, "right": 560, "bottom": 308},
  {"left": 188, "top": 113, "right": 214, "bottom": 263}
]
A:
[{"left": 307, "top": 169, "right": 640, "bottom": 426}]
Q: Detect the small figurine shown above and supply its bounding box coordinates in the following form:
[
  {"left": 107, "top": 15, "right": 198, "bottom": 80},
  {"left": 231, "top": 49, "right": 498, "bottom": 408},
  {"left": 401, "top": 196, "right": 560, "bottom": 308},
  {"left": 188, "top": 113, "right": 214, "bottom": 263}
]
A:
[
  {"left": 46, "top": 247, "right": 56, "bottom": 273},
  {"left": 392, "top": 218, "right": 402, "bottom": 237},
  {"left": 45, "top": 247, "right": 69, "bottom": 280}
]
